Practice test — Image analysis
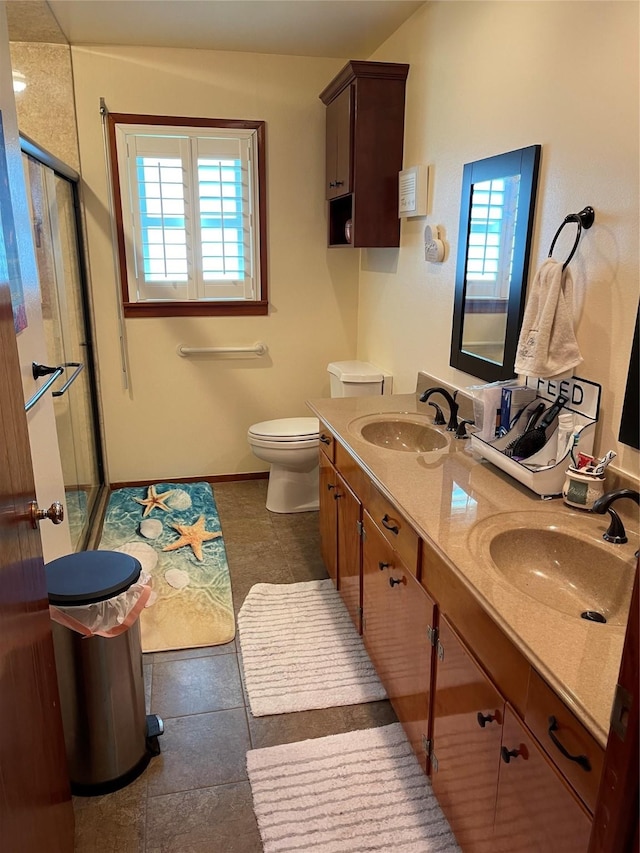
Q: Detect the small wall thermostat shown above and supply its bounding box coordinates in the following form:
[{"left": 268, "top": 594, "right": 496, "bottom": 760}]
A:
[
  {"left": 424, "top": 225, "right": 445, "bottom": 262},
  {"left": 398, "top": 165, "right": 428, "bottom": 218}
]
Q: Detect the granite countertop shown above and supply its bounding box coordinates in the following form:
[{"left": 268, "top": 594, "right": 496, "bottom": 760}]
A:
[{"left": 307, "top": 390, "right": 639, "bottom": 747}]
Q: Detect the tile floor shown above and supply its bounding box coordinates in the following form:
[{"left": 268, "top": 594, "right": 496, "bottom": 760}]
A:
[{"left": 73, "top": 479, "right": 397, "bottom": 853}]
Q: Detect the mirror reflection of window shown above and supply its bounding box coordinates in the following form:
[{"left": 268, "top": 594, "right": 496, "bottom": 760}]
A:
[
  {"left": 450, "top": 144, "right": 541, "bottom": 383},
  {"left": 461, "top": 174, "right": 521, "bottom": 366}
]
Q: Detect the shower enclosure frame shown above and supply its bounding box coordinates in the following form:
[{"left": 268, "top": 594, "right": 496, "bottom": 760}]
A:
[{"left": 21, "top": 133, "right": 105, "bottom": 550}]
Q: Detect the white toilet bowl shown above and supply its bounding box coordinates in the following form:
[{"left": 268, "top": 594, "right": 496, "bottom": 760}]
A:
[{"left": 247, "top": 417, "right": 320, "bottom": 513}]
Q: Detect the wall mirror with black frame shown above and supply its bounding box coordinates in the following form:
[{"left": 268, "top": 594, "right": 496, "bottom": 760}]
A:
[
  {"left": 619, "top": 307, "right": 639, "bottom": 450},
  {"left": 450, "top": 145, "right": 541, "bottom": 382}
]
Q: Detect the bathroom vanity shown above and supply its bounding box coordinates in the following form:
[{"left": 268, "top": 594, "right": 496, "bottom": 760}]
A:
[{"left": 308, "top": 382, "right": 638, "bottom": 852}]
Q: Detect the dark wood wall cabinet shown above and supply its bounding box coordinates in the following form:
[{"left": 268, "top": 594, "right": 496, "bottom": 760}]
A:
[{"left": 319, "top": 60, "right": 409, "bottom": 248}]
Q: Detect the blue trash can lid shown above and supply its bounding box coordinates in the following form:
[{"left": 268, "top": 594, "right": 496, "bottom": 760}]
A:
[{"left": 46, "top": 551, "right": 142, "bottom": 606}]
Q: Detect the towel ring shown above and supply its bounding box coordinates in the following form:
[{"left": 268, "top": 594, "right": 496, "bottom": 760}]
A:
[{"left": 548, "top": 206, "right": 595, "bottom": 269}]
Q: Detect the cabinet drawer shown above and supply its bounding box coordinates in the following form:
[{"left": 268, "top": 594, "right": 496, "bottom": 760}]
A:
[
  {"left": 318, "top": 420, "right": 335, "bottom": 463},
  {"left": 366, "top": 484, "right": 420, "bottom": 576},
  {"left": 335, "top": 441, "right": 368, "bottom": 500},
  {"left": 525, "top": 669, "right": 604, "bottom": 813}
]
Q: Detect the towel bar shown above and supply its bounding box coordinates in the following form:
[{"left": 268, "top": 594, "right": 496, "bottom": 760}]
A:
[{"left": 177, "top": 342, "right": 268, "bottom": 357}]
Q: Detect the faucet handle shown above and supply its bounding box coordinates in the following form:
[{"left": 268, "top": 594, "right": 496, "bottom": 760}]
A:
[{"left": 455, "top": 419, "right": 475, "bottom": 439}]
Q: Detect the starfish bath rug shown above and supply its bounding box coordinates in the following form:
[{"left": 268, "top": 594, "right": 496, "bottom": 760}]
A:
[{"left": 98, "top": 481, "right": 235, "bottom": 652}]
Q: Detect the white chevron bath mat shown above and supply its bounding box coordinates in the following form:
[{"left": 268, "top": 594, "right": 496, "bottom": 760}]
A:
[
  {"left": 237, "top": 579, "right": 386, "bottom": 716},
  {"left": 247, "top": 723, "right": 460, "bottom": 853}
]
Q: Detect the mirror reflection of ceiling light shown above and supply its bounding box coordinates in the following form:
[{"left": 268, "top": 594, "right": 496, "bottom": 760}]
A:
[{"left": 12, "top": 71, "right": 27, "bottom": 93}]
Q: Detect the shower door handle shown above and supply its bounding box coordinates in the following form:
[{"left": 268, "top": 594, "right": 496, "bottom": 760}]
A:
[{"left": 52, "top": 362, "right": 84, "bottom": 397}]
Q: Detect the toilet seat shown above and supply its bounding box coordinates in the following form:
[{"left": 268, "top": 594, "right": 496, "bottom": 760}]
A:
[{"left": 248, "top": 417, "right": 319, "bottom": 442}]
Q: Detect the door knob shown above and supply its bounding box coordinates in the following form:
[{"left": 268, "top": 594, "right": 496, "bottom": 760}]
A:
[{"left": 30, "top": 500, "right": 64, "bottom": 528}]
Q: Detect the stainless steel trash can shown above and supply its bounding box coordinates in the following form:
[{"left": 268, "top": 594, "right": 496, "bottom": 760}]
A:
[{"left": 46, "top": 551, "right": 161, "bottom": 796}]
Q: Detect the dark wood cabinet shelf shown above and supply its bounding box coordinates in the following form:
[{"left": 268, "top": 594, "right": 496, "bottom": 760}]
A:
[{"left": 319, "top": 60, "right": 409, "bottom": 248}]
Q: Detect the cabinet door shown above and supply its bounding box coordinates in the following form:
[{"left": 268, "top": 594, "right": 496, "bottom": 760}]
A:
[
  {"left": 318, "top": 452, "right": 338, "bottom": 586},
  {"left": 336, "top": 471, "right": 362, "bottom": 631},
  {"left": 362, "top": 511, "right": 435, "bottom": 771},
  {"left": 431, "top": 616, "right": 505, "bottom": 853},
  {"left": 325, "top": 86, "right": 352, "bottom": 199},
  {"left": 494, "top": 706, "right": 592, "bottom": 853}
]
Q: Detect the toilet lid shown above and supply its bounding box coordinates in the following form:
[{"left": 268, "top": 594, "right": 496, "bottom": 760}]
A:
[{"left": 249, "top": 417, "right": 320, "bottom": 441}]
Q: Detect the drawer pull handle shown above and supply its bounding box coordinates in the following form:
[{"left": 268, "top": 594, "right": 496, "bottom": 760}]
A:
[
  {"left": 327, "top": 483, "right": 335, "bottom": 491},
  {"left": 378, "top": 561, "right": 390, "bottom": 571},
  {"left": 477, "top": 711, "right": 497, "bottom": 728},
  {"left": 548, "top": 716, "right": 592, "bottom": 772},
  {"left": 320, "top": 434, "right": 332, "bottom": 445},
  {"left": 389, "top": 576, "right": 404, "bottom": 587},
  {"left": 501, "top": 745, "right": 525, "bottom": 764},
  {"left": 381, "top": 514, "right": 399, "bottom": 535}
]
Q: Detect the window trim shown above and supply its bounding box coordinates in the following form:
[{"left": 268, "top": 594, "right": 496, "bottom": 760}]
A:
[{"left": 106, "top": 112, "right": 268, "bottom": 317}]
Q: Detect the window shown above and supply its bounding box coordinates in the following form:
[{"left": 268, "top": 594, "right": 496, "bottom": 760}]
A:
[{"left": 107, "top": 114, "right": 267, "bottom": 317}]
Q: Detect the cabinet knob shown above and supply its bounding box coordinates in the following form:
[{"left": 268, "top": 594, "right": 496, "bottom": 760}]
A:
[
  {"left": 389, "top": 576, "right": 404, "bottom": 588},
  {"left": 334, "top": 491, "right": 343, "bottom": 500},
  {"left": 327, "top": 483, "right": 335, "bottom": 491},
  {"left": 378, "top": 561, "right": 390, "bottom": 571},
  {"left": 335, "top": 180, "right": 344, "bottom": 187},
  {"left": 477, "top": 712, "right": 498, "bottom": 728},
  {"left": 320, "top": 434, "right": 332, "bottom": 445},
  {"left": 500, "top": 745, "right": 525, "bottom": 764},
  {"left": 329, "top": 181, "right": 336, "bottom": 188}
]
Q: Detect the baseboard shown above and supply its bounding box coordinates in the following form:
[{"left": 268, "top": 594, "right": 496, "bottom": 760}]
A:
[{"left": 108, "top": 471, "right": 269, "bottom": 491}]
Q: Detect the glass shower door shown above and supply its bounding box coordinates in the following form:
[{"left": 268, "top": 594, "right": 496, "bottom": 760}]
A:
[{"left": 23, "top": 151, "right": 103, "bottom": 550}]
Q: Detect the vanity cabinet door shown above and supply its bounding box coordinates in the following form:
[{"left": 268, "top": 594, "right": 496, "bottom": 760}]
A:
[
  {"left": 335, "top": 471, "right": 362, "bottom": 632},
  {"left": 431, "top": 616, "right": 505, "bottom": 853},
  {"left": 493, "top": 706, "right": 592, "bottom": 853},
  {"left": 319, "top": 452, "right": 338, "bottom": 586},
  {"left": 362, "top": 510, "right": 435, "bottom": 771}
]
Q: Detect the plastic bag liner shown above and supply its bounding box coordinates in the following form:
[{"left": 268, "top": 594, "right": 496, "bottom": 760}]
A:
[{"left": 50, "top": 571, "right": 152, "bottom": 638}]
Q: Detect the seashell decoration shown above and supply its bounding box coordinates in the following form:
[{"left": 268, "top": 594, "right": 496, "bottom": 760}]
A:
[
  {"left": 140, "top": 518, "right": 163, "bottom": 539},
  {"left": 114, "top": 541, "right": 159, "bottom": 574},
  {"left": 164, "top": 568, "right": 191, "bottom": 590},
  {"left": 166, "top": 489, "right": 192, "bottom": 511}
]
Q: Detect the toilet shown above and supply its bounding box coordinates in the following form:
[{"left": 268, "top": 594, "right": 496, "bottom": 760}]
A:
[{"left": 248, "top": 361, "right": 390, "bottom": 513}]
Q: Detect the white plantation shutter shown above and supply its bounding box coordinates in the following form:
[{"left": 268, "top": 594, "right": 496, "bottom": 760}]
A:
[{"left": 115, "top": 124, "right": 260, "bottom": 303}]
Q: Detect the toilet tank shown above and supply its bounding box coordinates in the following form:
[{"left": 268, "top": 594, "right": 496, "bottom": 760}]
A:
[{"left": 327, "top": 361, "right": 391, "bottom": 397}]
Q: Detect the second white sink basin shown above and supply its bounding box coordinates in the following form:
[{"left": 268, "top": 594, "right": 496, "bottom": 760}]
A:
[{"left": 348, "top": 413, "right": 448, "bottom": 453}]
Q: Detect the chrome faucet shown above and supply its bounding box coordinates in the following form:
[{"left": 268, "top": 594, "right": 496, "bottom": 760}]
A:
[
  {"left": 591, "top": 489, "right": 640, "bottom": 545},
  {"left": 419, "top": 387, "right": 459, "bottom": 431}
]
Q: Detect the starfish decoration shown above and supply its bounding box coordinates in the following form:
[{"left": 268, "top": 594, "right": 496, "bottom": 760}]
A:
[
  {"left": 133, "top": 485, "right": 176, "bottom": 518},
  {"left": 162, "top": 515, "right": 222, "bottom": 562}
]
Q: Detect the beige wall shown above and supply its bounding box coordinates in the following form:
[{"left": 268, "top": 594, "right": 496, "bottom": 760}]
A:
[
  {"left": 361, "top": 0, "right": 639, "bottom": 478},
  {"left": 71, "top": 45, "right": 359, "bottom": 483}
]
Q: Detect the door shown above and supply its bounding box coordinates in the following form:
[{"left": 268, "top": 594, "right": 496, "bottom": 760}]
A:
[
  {"left": 0, "top": 281, "right": 74, "bottom": 848},
  {"left": 493, "top": 706, "right": 591, "bottom": 853},
  {"left": 335, "top": 471, "right": 361, "bottom": 631},
  {"left": 22, "top": 150, "right": 104, "bottom": 551},
  {"left": 431, "top": 616, "right": 505, "bottom": 853}
]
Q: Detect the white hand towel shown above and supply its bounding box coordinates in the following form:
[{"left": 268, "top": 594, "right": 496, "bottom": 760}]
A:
[{"left": 514, "top": 257, "right": 582, "bottom": 379}]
